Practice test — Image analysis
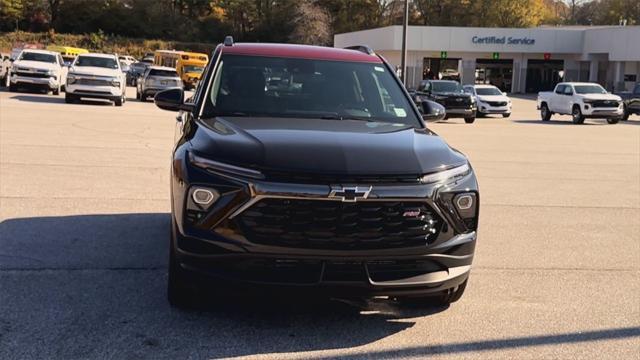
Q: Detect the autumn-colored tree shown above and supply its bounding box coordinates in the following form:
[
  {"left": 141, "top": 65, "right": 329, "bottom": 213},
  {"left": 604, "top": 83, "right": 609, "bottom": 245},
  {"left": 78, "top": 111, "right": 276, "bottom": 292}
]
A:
[{"left": 289, "top": 0, "right": 331, "bottom": 45}]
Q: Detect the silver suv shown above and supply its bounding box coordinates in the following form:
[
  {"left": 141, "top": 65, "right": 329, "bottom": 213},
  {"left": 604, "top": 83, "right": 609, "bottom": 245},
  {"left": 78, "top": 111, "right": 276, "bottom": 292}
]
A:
[{"left": 136, "top": 66, "right": 182, "bottom": 102}]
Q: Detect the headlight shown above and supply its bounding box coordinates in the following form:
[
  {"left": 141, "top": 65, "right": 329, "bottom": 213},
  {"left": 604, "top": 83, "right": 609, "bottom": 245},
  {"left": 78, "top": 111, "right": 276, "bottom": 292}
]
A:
[
  {"left": 420, "top": 163, "right": 470, "bottom": 184},
  {"left": 45, "top": 70, "right": 56, "bottom": 76},
  {"left": 189, "top": 152, "right": 265, "bottom": 179},
  {"left": 433, "top": 95, "right": 447, "bottom": 100},
  {"left": 67, "top": 74, "right": 77, "bottom": 84},
  {"left": 583, "top": 99, "right": 595, "bottom": 104}
]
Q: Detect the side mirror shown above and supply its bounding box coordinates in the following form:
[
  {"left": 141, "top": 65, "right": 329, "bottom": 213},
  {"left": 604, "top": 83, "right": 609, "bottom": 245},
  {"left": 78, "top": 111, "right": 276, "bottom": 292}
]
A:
[
  {"left": 419, "top": 100, "right": 446, "bottom": 122},
  {"left": 155, "top": 88, "right": 194, "bottom": 112},
  {"left": 502, "top": 92, "right": 507, "bottom": 96}
]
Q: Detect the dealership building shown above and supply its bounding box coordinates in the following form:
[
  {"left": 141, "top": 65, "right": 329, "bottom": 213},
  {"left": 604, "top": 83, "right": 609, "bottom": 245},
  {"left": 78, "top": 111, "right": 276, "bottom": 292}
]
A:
[{"left": 334, "top": 25, "right": 640, "bottom": 93}]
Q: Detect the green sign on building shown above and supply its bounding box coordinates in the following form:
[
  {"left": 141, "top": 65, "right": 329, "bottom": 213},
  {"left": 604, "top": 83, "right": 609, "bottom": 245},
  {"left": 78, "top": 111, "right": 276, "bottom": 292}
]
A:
[
  {"left": 440, "top": 51, "right": 448, "bottom": 59},
  {"left": 492, "top": 52, "right": 500, "bottom": 60}
]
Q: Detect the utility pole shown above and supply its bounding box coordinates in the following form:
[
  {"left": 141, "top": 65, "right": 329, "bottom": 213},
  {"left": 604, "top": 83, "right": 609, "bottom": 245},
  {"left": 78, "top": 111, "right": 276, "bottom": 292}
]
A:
[{"left": 400, "top": 0, "right": 409, "bottom": 85}]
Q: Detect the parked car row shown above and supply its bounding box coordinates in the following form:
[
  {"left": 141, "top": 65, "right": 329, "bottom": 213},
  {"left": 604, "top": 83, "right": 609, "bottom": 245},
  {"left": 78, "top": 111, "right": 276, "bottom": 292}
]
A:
[{"left": 3, "top": 48, "right": 186, "bottom": 106}]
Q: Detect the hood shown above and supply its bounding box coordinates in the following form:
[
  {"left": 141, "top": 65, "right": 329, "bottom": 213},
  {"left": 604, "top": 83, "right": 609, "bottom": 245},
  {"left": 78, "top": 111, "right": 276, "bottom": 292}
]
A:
[
  {"left": 478, "top": 95, "right": 509, "bottom": 102},
  {"left": 580, "top": 93, "right": 622, "bottom": 101},
  {"left": 70, "top": 66, "right": 120, "bottom": 77},
  {"left": 13, "top": 60, "right": 59, "bottom": 72},
  {"left": 189, "top": 117, "right": 467, "bottom": 175},
  {"left": 432, "top": 91, "right": 470, "bottom": 97}
]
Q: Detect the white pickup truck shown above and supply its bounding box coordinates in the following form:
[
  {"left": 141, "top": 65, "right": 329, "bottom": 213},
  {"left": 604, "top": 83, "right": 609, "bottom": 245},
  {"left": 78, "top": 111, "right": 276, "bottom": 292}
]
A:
[
  {"left": 8, "top": 49, "right": 67, "bottom": 94},
  {"left": 537, "top": 82, "right": 623, "bottom": 124},
  {"left": 65, "top": 53, "right": 126, "bottom": 106}
]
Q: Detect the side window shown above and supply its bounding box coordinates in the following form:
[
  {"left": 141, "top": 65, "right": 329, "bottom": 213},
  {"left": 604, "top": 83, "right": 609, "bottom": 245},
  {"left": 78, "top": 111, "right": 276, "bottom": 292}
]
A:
[
  {"left": 555, "top": 85, "right": 565, "bottom": 94},
  {"left": 564, "top": 86, "right": 573, "bottom": 95}
]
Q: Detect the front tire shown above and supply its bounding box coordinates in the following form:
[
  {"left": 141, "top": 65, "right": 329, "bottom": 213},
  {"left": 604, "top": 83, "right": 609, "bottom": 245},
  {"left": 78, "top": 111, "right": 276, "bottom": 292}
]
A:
[
  {"left": 464, "top": 117, "right": 476, "bottom": 124},
  {"left": 52, "top": 85, "right": 60, "bottom": 96},
  {"left": 622, "top": 106, "right": 629, "bottom": 121},
  {"left": 8, "top": 83, "right": 17, "bottom": 92},
  {"left": 606, "top": 117, "right": 619, "bottom": 124},
  {"left": 502, "top": 113, "right": 511, "bottom": 118},
  {"left": 167, "top": 221, "right": 198, "bottom": 308},
  {"left": 540, "top": 103, "right": 551, "bottom": 121},
  {"left": 572, "top": 105, "right": 585, "bottom": 124},
  {"left": 114, "top": 95, "right": 124, "bottom": 107},
  {"left": 64, "top": 93, "right": 78, "bottom": 103}
]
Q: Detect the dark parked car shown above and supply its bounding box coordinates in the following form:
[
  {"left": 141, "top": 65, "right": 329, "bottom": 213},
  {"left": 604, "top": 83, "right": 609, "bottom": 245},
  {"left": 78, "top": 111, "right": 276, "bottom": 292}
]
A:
[
  {"left": 414, "top": 80, "right": 476, "bottom": 123},
  {"left": 154, "top": 38, "right": 479, "bottom": 308},
  {"left": 615, "top": 83, "right": 640, "bottom": 120}
]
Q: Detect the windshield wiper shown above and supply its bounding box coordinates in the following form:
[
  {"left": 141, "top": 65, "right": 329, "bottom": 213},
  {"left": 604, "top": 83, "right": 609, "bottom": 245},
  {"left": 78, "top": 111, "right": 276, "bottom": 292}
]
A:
[{"left": 320, "top": 115, "right": 377, "bottom": 122}]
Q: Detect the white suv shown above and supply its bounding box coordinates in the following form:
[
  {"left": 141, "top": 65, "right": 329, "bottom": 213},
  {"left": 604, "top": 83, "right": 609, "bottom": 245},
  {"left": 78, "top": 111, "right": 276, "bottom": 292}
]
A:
[
  {"left": 464, "top": 84, "right": 512, "bottom": 118},
  {"left": 65, "top": 53, "right": 126, "bottom": 106},
  {"left": 8, "top": 49, "right": 67, "bottom": 94}
]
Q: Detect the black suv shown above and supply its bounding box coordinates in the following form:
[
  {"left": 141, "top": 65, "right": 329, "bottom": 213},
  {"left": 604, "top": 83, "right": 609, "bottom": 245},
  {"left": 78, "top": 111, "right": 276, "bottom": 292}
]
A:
[
  {"left": 414, "top": 80, "right": 476, "bottom": 123},
  {"left": 155, "top": 38, "right": 479, "bottom": 307},
  {"left": 615, "top": 83, "right": 640, "bottom": 121}
]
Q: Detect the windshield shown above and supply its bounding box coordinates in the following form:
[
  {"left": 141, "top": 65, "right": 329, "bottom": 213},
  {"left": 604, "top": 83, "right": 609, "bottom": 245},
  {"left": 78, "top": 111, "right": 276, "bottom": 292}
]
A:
[
  {"left": 574, "top": 84, "right": 606, "bottom": 94},
  {"left": 75, "top": 56, "right": 119, "bottom": 69},
  {"left": 18, "top": 52, "right": 56, "bottom": 63},
  {"left": 204, "top": 55, "right": 420, "bottom": 126},
  {"left": 432, "top": 81, "right": 463, "bottom": 93},
  {"left": 183, "top": 65, "right": 204, "bottom": 73},
  {"left": 149, "top": 69, "right": 178, "bottom": 77},
  {"left": 476, "top": 87, "right": 502, "bottom": 96}
]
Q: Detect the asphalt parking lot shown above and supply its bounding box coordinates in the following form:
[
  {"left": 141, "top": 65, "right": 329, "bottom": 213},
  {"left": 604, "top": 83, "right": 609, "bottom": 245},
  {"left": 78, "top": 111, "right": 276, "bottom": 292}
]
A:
[{"left": 0, "top": 88, "right": 639, "bottom": 359}]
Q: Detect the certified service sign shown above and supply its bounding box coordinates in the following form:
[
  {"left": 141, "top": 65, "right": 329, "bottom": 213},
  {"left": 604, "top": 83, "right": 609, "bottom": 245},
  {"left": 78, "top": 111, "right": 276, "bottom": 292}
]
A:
[{"left": 472, "top": 36, "right": 535, "bottom": 45}]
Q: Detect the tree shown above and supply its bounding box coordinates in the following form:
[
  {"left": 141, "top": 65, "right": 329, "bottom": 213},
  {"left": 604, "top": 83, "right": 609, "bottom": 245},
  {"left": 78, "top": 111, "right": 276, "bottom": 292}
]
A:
[
  {"left": 289, "top": 0, "right": 331, "bottom": 45},
  {"left": 0, "top": 0, "right": 24, "bottom": 31}
]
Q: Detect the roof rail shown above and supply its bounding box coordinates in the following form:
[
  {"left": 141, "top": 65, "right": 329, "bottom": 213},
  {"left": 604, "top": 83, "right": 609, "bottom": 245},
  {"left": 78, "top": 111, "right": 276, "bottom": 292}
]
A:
[
  {"left": 344, "top": 45, "right": 375, "bottom": 55},
  {"left": 224, "top": 36, "right": 234, "bottom": 47}
]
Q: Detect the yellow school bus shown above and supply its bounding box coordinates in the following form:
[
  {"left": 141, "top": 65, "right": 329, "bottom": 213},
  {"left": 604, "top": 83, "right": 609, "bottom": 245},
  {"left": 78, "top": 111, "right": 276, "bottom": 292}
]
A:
[
  {"left": 46, "top": 45, "right": 89, "bottom": 64},
  {"left": 154, "top": 50, "right": 208, "bottom": 90}
]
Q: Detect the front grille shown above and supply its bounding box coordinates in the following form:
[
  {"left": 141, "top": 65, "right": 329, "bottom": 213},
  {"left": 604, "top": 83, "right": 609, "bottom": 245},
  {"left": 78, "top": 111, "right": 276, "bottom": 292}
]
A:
[
  {"left": 591, "top": 100, "right": 619, "bottom": 108},
  {"left": 76, "top": 78, "right": 112, "bottom": 86},
  {"left": 265, "top": 172, "right": 421, "bottom": 185},
  {"left": 487, "top": 101, "right": 507, "bottom": 107},
  {"left": 445, "top": 96, "right": 471, "bottom": 108},
  {"left": 16, "top": 72, "right": 49, "bottom": 78},
  {"left": 236, "top": 199, "right": 442, "bottom": 250}
]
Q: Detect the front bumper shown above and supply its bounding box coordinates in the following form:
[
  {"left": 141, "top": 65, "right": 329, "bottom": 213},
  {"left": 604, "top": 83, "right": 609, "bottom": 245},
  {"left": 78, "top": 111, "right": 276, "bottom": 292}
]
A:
[
  {"left": 171, "top": 151, "right": 479, "bottom": 296},
  {"left": 582, "top": 104, "right": 623, "bottom": 118},
  {"left": 444, "top": 108, "right": 475, "bottom": 118},
  {"left": 477, "top": 102, "right": 511, "bottom": 114},
  {"left": 10, "top": 74, "right": 58, "bottom": 89},
  {"left": 143, "top": 86, "right": 181, "bottom": 97},
  {"left": 66, "top": 84, "right": 123, "bottom": 99}
]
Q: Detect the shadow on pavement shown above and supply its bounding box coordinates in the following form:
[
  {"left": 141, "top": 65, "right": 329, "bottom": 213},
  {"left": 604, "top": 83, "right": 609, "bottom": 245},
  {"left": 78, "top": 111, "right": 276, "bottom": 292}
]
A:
[
  {"left": 0, "top": 213, "right": 445, "bottom": 359},
  {"left": 512, "top": 119, "right": 605, "bottom": 126},
  {"left": 307, "top": 326, "right": 640, "bottom": 359},
  {"left": 9, "top": 94, "right": 114, "bottom": 106}
]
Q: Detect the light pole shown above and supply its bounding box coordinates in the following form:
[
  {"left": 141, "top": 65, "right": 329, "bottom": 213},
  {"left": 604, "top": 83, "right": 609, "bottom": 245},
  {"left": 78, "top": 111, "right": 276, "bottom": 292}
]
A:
[{"left": 400, "top": 0, "right": 409, "bottom": 85}]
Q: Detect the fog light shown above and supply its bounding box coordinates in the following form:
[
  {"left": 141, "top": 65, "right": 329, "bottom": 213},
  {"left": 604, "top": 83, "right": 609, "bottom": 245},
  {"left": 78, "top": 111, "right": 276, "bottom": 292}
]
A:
[
  {"left": 456, "top": 194, "right": 474, "bottom": 210},
  {"left": 192, "top": 188, "right": 217, "bottom": 205}
]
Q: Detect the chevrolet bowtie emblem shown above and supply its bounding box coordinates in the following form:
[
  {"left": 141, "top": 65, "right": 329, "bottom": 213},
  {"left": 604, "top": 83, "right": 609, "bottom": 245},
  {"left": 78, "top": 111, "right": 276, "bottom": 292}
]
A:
[{"left": 328, "top": 186, "right": 372, "bottom": 202}]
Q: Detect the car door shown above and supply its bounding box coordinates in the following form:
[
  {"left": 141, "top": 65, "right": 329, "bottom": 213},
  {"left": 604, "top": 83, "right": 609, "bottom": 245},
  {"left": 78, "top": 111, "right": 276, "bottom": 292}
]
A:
[
  {"left": 562, "top": 85, "right": 575, "bottom": 114},
  {"left": 551, "top": 85, "right": 565, "bottom": 113}
]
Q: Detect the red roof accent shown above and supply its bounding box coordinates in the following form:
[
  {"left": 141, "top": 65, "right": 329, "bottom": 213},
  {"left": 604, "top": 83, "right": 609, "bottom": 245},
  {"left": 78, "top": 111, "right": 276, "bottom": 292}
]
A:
[{"left": 221, "top": 43, "right": 382, "bottom": 63}]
